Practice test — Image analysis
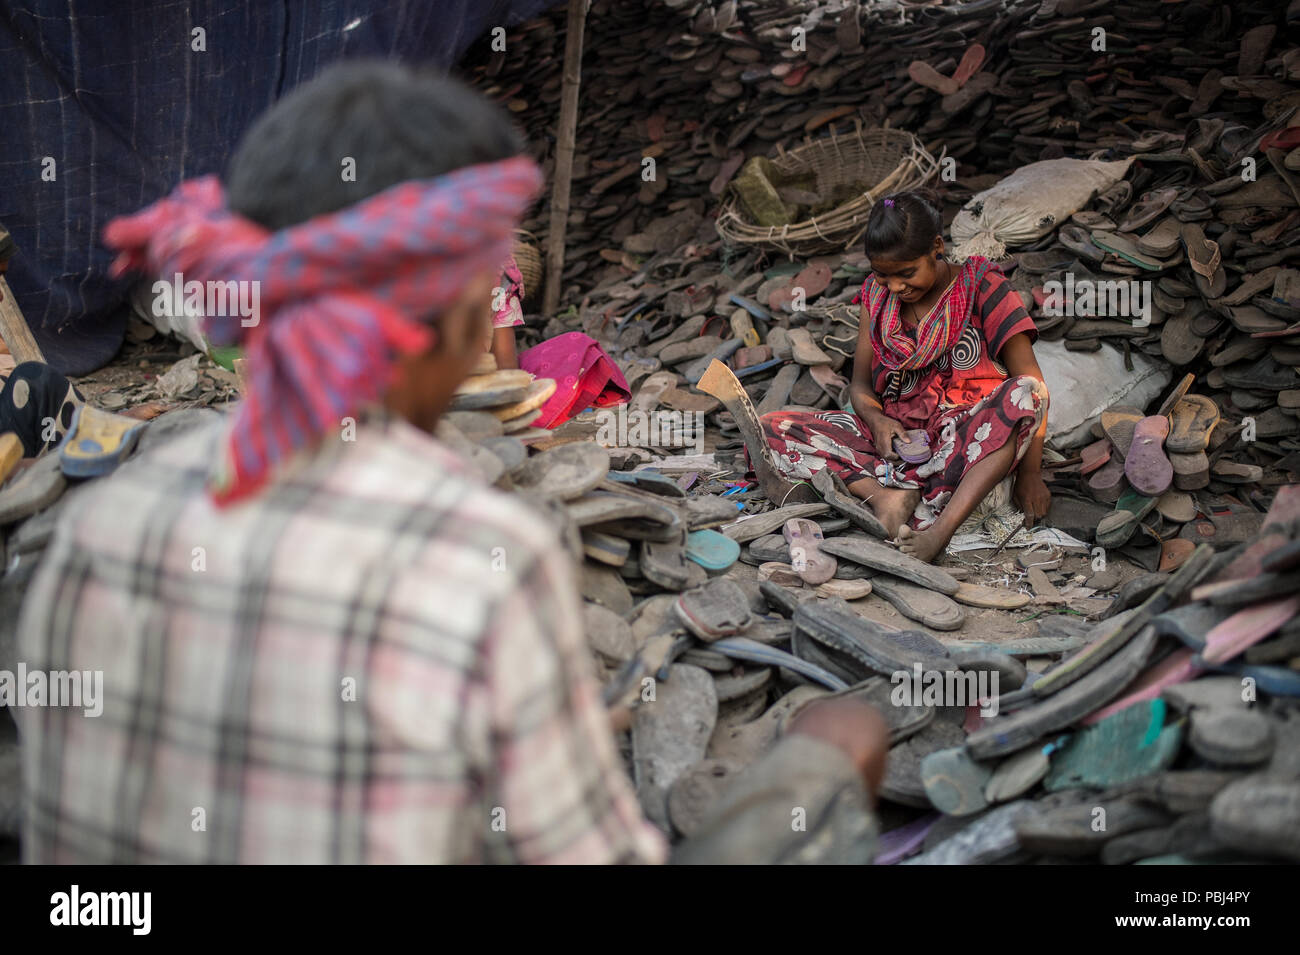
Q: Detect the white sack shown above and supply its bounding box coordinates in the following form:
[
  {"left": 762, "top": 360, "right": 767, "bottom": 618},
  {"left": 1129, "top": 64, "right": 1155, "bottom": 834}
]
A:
[
  {"left": 1037, "top": 339, "right": 1170, "bottom": 449},
  {"left": 951, "top": 157, "right": 1134, "bottom": 260}
]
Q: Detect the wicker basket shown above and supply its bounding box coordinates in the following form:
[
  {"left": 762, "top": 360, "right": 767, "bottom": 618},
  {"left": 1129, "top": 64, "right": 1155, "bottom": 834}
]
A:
[
  {"left": 716, "top": 123, "right": 942, "bottom": 257},
  {"left": 512, "top": 230, "right": 543, "bottom": 304}
]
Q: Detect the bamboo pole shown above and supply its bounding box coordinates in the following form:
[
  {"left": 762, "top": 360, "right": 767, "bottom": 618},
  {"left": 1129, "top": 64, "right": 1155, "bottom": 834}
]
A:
[
  {"left": 0, "top": 275, "right": 47, "bottom": 366},
  {"left": 542, "top": 0, "right": 589, "bottom": 317},
  {"left": 0, "top": 223, "right": 47, "bottom": 365}
]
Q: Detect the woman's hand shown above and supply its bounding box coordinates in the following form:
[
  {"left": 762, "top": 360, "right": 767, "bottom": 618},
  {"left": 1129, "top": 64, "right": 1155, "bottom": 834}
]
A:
[
  {"left": 863, "top": 410, "right": 907, "bottom": 462},
  {"left": 1014, "top": 469, "right": 1052, "bottom": 525}
]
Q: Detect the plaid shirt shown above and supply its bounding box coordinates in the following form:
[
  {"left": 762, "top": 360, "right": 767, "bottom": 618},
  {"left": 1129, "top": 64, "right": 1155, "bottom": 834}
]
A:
[{"left": 17, "top": 414, "right": 665, "bottom": 864}]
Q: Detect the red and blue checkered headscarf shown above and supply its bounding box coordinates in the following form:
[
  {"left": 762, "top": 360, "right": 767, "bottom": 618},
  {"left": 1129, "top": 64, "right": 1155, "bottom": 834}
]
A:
[{"left": 104, "top": 156, "right": 542, "bottom": 505}]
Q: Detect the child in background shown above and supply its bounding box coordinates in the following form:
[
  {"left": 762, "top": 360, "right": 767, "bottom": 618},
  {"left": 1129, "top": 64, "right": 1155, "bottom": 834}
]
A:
[
  {"left": 762, "top": 190, "right": 1052, "bottom": 563},
  {"left": 489, "top": 254, "right": 525, "bottom": 370},
  {"left": 486, "top": 253, "right": 632, "bottom": 429}
]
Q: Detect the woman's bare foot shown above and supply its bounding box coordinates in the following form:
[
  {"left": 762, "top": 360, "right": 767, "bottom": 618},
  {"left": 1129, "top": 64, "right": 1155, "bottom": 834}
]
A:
[
  {"left": 895, "top": 524, "right": 949, "bottom": 563},
  {"left": 846, "top": 477, "right": 919, "bottom": 537}
]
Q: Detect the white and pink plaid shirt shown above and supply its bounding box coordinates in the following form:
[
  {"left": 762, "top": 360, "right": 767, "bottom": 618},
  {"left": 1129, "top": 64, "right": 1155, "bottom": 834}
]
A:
[{"left": 16, "top": 413, "right": 665, "bottom": 864}]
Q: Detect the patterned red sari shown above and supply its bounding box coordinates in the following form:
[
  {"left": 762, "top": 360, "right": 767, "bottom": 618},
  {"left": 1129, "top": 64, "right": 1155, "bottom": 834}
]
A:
[{"left": 762, "top": 256, "right": 1046, "bottom": 530}]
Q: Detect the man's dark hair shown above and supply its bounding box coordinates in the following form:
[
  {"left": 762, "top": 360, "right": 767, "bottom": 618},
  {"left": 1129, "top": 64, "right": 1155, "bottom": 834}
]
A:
[
  {"left": 226, "top": 61, "right": 525, "bottom": 231},
  {"left": 863, "top": 190, "right": 944, "bottom": 261}
]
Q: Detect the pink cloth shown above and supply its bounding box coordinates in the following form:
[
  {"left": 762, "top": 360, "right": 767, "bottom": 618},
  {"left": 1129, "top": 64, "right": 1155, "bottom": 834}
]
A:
[{"left": 518, "top": 332, "right": 630, "bottom": 429}]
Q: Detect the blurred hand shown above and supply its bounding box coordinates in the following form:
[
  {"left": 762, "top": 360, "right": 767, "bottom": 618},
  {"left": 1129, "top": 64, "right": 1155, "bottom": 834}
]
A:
[{"left": 788, "top": 699, "right": 888, "bottom": 798}]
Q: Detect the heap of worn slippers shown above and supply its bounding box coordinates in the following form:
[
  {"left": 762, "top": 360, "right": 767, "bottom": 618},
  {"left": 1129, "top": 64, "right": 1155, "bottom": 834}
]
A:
[
  {"left": 463, "top": 0, "right": 1300, "bottom": 559},
  {"left": 1048, "top": 374, "right": 1275, "bottom": 576},
  {"left": 888, "top": 489, "right": 1300, "bottom": 865},
  {"left": 463, "top": 0, "right": 1300, "bottom": 312},
  {"left": 433, "top": 353, "right": 1298, "bottom": 861},
  {"left": 448, "top": 0, "right": 1300, "bottom": 861},
  {"left": 2, "top": 0, "right": 1297, "bottom": 863}
]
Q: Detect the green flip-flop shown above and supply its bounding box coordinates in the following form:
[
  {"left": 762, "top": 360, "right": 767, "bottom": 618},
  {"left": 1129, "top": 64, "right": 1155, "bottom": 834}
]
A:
[
  {"left": 1096, "top": 487, "right": 1159, "bottom": 548},
  {"left": 1090, "top": 229, "right": 1167, "bottom": 271}
]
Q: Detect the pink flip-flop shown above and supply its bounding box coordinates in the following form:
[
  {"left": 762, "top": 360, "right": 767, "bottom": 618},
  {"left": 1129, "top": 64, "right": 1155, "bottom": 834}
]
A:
[
  {"left": 951, "top": 43, "right": 986, "bottom": 89},
  {"left": 1201, "top": 595, "right": 1300, "bottom": 665},
  {"left": 1124, "top": 415, "right": 1173, "bottom": 497},
  {"left": 783, "top": 517, "right": 837, "bottom": 586},
  {"left": 893, "top": 429, "right": 932, "bottom": 464},
  {"left": 1080, "top": 438, "right": 1111, "bottom": 475}
]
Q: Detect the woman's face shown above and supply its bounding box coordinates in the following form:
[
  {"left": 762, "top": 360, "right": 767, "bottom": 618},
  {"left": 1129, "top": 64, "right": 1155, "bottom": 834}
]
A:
[{"left": 870, "top": 237, "right": 946, "bottom": 303}]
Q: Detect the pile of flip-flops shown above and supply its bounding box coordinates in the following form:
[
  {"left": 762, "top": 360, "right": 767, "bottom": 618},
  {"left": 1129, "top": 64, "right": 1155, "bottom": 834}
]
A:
[
  {"left": 447, "top": 354, "right": 561, "bottom": 436},
  {"left": 583, "top": 472, "right": 1300, "bottom": 860},
  {"left": 1038, "top": 374, "right": 1275, "bottom": 575},
  {"left": 450, "top": 0, "right": 1300, "bottom": 856},
  {"left": 463, "top": 0, "right": 1297, "bottom": 311},
  {"left": 461, "top": 0, "right": 1298, "bottom": 551},
  {"left": 999, "top": 116, "right": 1300, "bottom": 496},
  {"left": 886, "top": 487, "right": 1300, "bottom": 864}
]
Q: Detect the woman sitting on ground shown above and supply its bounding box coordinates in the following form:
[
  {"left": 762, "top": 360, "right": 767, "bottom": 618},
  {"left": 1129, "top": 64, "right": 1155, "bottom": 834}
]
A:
[{"left": 761, "top": 190, "right": 1051, "bottom": 563}]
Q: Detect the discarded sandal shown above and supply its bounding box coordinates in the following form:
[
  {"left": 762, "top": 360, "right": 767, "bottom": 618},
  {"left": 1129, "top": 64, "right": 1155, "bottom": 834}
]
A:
[
  {"left": 1166, "top": 394, "right": 1219, "bottom": 453},
  {"left": 60, "top": 405, "right": 147, "bottom": 478},
  {"left": 510, "top": 441, "right": 610, "bottom": 500},
  {"left": 1123, "top": 415, "right": 1173, "bottom": 497},
  {"left": 675, "top": 578, "right": 754, "bottom": 642},
  {"left": 1096, "top": 488, "right": 1159, "bottom": 547},
  {"left": 921, "top": 746, "right": 993, "bottom": 817},
  {"left": 809, "top": 467, "right": 890, "bottom": 538},
  {"left": 870, "top": 576, "right": 967, "bottom": 631},
  {"left": 685, "top": 529, "right": 740, "bottom": 573},
  {"left": 783, "top": 517, "right": 837, "bottom": 585},
  {"left": 449, "top": 369, "right": 533, "bottom": 411},
  {"left": 632, "top": 664, "right": 718, "bottom": 829},
  {"left": 819, "top": 534, "right": 960, "bottom": 594}
]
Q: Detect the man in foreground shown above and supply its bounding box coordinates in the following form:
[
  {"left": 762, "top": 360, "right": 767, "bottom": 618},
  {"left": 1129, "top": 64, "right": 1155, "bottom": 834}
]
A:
[{"left": 16, "top": 62, "right": 885, "bottom": 864}]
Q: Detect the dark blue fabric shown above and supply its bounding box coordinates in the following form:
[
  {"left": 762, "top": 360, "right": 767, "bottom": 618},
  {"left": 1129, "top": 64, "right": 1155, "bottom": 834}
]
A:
[{"left": 0, "top": 0, "right": 553, "bottom": 375}]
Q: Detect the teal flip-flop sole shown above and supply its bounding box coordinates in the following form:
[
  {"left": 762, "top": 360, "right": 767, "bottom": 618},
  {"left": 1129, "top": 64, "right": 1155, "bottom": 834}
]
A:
[{"left": 685, "top": 529, "right": 740, "bottom": 572}]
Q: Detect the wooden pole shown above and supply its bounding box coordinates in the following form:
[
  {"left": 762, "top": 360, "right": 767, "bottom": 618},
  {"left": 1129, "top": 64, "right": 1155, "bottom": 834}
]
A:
[
  {"left": 542, "top": 0, "right": 588, "bottom": 318},
  {"left": 0, "top": 275, "right": 47, "bottom": 366},
  {"left": 0, "top": 223, "right": 47, "bottom": 366}
]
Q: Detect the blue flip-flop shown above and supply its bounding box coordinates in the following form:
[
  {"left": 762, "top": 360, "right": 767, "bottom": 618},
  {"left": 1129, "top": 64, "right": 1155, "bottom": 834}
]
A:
[{"left": 685, "top": 529, "right": 740, "bottom": 573}]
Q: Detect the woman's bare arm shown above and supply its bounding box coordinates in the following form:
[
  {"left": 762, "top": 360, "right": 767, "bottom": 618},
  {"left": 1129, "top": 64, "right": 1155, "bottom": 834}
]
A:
[
  {"left": 490, "top": 326, "right": 519, "bottom": 371},
  {"left": 1001, "top": 332, "right": 1052, "bottom": 522},
  {"left": 848, "top": 314, "right": 883, "bottom": 420},
  {"left": 848, "top": 305, "right": 904, "bottom": 461}
]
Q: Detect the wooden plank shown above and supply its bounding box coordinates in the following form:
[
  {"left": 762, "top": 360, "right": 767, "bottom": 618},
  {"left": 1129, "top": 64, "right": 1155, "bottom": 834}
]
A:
[
  {"left": 0, "top": 275, "right": 46, "bottom": 366},
  {"left": 541, "top": 0, "right": 589, "bottom": 318},
  {"left": 0, "top": 432, "right": 22, "bottom": 485}
]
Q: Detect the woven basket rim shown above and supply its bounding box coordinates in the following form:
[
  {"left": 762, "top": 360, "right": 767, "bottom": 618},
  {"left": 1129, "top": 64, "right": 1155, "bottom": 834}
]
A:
[
  {"left": 512, "top": 234, "right": 543, "bottom": 300},
  {"left": 715, "top": 124, "right": 943, "bottom": 255}
]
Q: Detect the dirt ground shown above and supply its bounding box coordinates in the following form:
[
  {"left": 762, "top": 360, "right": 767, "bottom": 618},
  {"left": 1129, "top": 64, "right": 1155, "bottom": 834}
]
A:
[{"left": 65, "top": 320, "right": 239, "bottom": 419}]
